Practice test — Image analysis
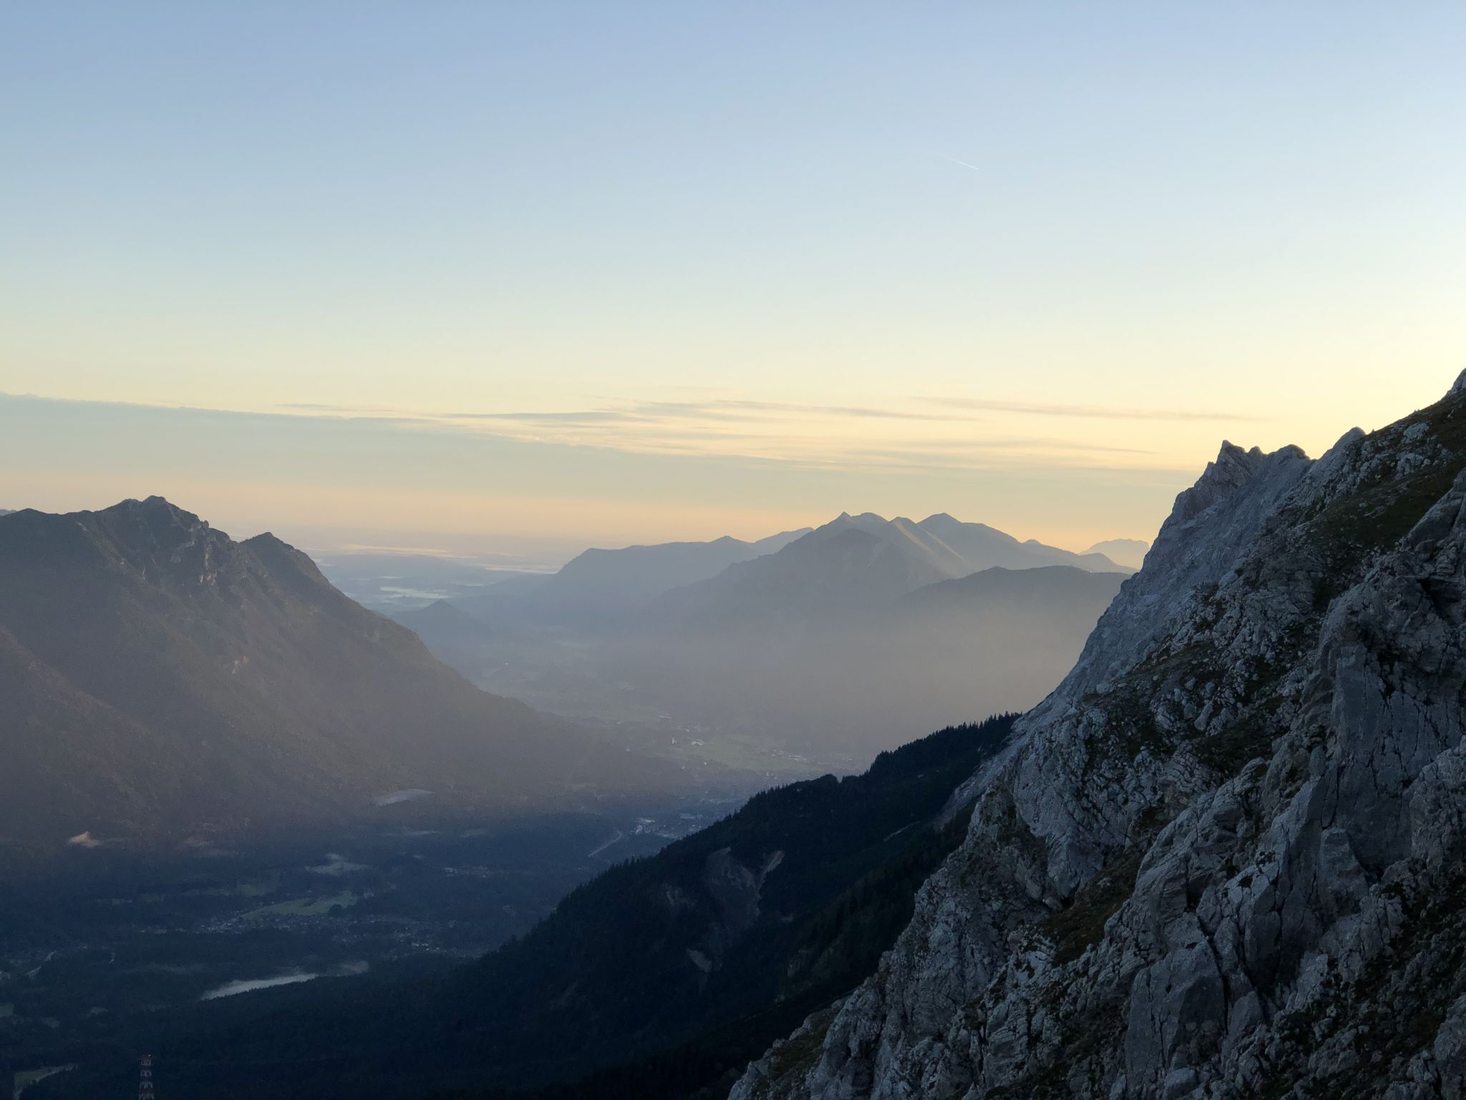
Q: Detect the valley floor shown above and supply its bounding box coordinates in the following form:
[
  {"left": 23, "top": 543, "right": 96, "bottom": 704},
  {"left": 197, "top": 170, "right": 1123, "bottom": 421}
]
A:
[{"left": 0, "top": 797, "right": 739, "bottom": 1096}]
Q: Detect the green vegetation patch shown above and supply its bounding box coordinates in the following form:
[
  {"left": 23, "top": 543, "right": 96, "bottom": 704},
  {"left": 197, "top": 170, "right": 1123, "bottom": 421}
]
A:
[
  {"left": 239, "top": 890, "right": 358, "bottom": 921},
  {"left": 1044, "top": 847, "right": 1143, "bottom": 966}
]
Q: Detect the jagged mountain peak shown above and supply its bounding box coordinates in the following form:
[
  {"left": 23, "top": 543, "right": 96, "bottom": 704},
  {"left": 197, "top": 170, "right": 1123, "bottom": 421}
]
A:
[
  {"left": 1170, "top": 439, "right": 1310, "bottom": 525},
  {"left": 99, "top": 494, "right": 210, "bottom": 537},
  {"left": 101, "top": 496, "right": 213, "bottom": 539},
  {"left": 115, "top": 492, "right": 191, "bottom": 513},
  {"left": 649, "top": 510, "right": 1127, "bottom": 630},
  {"left": 0, "top": 495, "right": 237, "bottom": 591}
]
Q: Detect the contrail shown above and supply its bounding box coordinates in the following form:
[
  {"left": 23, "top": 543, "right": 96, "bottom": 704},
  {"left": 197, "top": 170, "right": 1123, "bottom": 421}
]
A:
[{"left": 943, "top": 155, "right": 982, "bottom": 174}]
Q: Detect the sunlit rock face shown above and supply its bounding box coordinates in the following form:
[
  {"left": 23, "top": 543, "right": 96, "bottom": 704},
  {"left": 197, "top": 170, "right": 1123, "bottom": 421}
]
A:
[{"left": 734, "top": 373, "right": 1466, "bottom": 1100}]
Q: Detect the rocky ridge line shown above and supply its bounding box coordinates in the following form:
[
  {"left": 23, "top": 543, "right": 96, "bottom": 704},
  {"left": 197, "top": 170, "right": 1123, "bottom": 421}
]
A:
[{"left": 733, "top": 374, "right": 1466, "bottom": 1099}]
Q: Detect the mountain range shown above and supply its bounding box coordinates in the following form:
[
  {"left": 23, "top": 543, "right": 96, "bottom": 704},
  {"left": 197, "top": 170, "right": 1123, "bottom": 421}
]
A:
[
  {"left": 518, "top": 528, "right": 812, "bottom": 620},
  {"left": 0, "top": 497, "right": 683, "bottom": 854},
  {"left": 398, "top": 514, "right": 1128, "bottom": 768},
  {"left": 435, "top": 514, "right": 1123, "bottom": 632},
  {"left": 647, "top": 512, "right": 1125, "bottom": 629}
]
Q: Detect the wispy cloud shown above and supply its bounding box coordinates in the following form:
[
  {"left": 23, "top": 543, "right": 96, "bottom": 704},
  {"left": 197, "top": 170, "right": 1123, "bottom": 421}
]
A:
[
  {"left": 276, "top": 401, "right": 409, "bottom": 416},
  {"left": 456, "top": 409, "right": 652, "bottom": 424},
  {"left": 646, "top": 399, "right": 956, "bottom": 422},
  {"left": 274, "top": 394, "right": 1248, "bottom": 428},
  {"left": 262, "top": 394, "right": 1218, "bottom": 472},
  {"left": 924, "top": 397, "right": 1261, "bottom": 422}
]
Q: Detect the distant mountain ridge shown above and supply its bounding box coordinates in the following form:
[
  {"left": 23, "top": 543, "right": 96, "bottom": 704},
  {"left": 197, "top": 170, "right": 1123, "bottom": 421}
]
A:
[
  {"left": 445, "top": 515, "right": 1120, "bottom": 631},
  {"left": 915, "top": 512, "right": 1125, "bottom": 572},
  {"left": 0, "top": 497, "right": 681, "bottom": 852},
  {"left": 898, "top": 563, "right": 1127, "bottom": 619},
  {"left": 1083, "top": 536, "right": 1150, "bottom": 569},
  {"left": 451, "top": 527, "right": 810, "bottom": 624},
  {"left": 648, "top": 512, "right": 1126, "bottom": 628},
  {"left": 529, "top": 527, "right": 811, "bottom": 617}
]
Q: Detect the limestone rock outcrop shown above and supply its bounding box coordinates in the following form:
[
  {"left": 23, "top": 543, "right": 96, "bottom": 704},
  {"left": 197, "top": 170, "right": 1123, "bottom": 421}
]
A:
[{"left": 734, "top": 375, "right": 1466, "bottom": 1099}]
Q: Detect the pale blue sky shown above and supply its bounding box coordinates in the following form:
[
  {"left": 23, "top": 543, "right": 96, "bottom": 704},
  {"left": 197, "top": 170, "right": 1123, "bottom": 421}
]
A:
[{"left": 3, "top": 3, "right": 1465, "bottom": 556}]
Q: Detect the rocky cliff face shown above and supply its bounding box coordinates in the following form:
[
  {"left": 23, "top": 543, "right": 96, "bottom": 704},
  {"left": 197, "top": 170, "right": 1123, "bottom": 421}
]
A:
[{"left": 733, "top": 376, "right": 1466, "bottom": 1100}]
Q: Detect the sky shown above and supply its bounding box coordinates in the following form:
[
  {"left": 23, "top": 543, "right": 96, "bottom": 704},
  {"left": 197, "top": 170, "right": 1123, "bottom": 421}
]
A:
[{"left": 3, "top": 3, "right": 1465, "bottom": 563}]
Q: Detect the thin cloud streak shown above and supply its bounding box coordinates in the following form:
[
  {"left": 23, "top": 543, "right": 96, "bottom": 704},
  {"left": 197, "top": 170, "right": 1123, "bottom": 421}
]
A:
[
  {"left": 926, "top": 397, "right": 1262, "bottom": 422},
  {"left": 262, "top": 392, "right": 1193, "bottom": 471},
  {"left": 445, "top": 399, "right": 966, "bottom": 425},
  {"left": 649, "top": 399, "right": 956, "bottom": 422},
  {"left": 278, "top": 394, "right": 1253, "bottom": 427},
  {"left": 457, "top": 409, "right": 654, "bottom": 424}
]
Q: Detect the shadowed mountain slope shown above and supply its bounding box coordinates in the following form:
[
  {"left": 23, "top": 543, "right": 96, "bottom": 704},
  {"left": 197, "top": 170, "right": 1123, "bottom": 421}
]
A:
[
  {"left": 531, "top": 528, "right": 811, "bottom": 618},
  {"left": 0, "top": 498, "right": 680, "bottom": 853},
  {"left": 452, "top": 528, "right": 811, "bottom": 625},
  {"left": 898, "top": 563, "right": 1127, "bottom": 619}
]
